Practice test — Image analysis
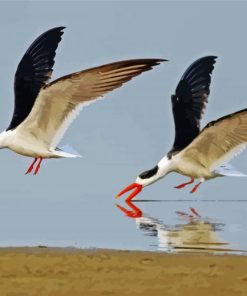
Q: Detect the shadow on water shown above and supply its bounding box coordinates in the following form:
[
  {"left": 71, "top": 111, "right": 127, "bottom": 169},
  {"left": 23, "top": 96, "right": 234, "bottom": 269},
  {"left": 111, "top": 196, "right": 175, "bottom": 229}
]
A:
[{"left": 116, "top": 200, "right": 247, "bottom": 254}]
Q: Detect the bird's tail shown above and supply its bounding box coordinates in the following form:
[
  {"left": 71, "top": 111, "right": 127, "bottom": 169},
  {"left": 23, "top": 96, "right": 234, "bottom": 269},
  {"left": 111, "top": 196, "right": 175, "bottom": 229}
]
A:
[
  {"left": 55, "top": 144, "right": 82, "bottom": 158},
  {"left": 215, "top": 163, "right": 247, "bottom": 177}
]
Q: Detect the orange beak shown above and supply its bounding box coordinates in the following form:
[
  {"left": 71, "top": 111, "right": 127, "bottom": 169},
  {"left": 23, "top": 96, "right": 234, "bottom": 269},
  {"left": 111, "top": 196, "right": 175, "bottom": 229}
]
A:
[{"left": 115, "top": 182, "right": 143, "bottom": 202}]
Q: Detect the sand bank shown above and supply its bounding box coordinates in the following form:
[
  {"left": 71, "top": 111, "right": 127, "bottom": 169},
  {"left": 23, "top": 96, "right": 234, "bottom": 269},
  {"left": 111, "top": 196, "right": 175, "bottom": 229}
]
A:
[{"left": 0, "top": 247, "right": 246, "bottom": 296}]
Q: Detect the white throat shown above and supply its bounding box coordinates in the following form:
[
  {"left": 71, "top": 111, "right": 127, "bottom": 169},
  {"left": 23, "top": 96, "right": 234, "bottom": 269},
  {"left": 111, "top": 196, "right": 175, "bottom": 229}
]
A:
[
  {"left": 158, "top": 155, "right": 174, "bottom": 171},
  {"left": 136, "top": 155, "right": 174, "bottom": 187},
  {"left": 157, "top": 155, "right": 174, "bottom": 177}
]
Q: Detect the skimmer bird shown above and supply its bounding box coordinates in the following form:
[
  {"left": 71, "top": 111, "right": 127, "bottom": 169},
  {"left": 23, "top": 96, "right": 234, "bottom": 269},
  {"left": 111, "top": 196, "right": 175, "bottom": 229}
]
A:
[
  {"left": 116, "top": 56, "right": 247, "bottom": 201},
  {"left": 0, "top": 27, "right": 165, "bottom": 174}
]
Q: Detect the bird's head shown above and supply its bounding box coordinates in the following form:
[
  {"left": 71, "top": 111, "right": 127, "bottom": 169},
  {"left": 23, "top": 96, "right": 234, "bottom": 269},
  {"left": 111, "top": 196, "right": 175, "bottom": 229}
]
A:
[{"left": 116, "top": 156, "right": 173, "bottom": 201}]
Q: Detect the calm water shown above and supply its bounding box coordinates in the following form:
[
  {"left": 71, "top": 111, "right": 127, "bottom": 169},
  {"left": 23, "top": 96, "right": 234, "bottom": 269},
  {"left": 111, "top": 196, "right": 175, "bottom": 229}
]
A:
[
  {"left": 0, "top": 194, "right": 246, "bottom": 255},
  {"left": 1, "top": 0, "right": 247, "bottom": 257},
  {"left": 116, "top": 199, "right": 247, "bottom": 255}
]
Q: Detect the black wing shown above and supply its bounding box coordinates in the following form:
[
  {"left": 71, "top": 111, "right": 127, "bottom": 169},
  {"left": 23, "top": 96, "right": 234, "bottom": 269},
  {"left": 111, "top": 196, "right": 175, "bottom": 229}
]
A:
[
  {"left": 7, "top": 26, "right": 65, "bottom": 131},
  {"left": 168, "top": 56, "right": 217, "bottom": 157}
]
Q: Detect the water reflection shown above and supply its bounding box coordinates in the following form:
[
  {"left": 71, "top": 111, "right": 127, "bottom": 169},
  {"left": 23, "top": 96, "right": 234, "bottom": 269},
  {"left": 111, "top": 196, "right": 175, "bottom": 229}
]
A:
[{"left": 116, "top": 201, "right": 244, "bottom": 254}]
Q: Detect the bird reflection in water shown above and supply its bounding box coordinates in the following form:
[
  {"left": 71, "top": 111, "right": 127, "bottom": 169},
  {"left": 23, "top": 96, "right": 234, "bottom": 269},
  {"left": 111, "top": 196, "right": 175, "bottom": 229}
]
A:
[{"left": 116, "top": 201, "right": 234, "bottom": 253}]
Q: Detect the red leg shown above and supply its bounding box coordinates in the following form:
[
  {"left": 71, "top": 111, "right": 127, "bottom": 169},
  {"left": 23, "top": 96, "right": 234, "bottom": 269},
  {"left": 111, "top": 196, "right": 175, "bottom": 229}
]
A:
[
  {"left": 190, "top": 182, "right": 202, "bottom": 193},
  {"left": 33, "top": 157, "right": 43, "bottom": 175},
  {"left": 25, "top": 158, "right": 38, "bottom": 175},
  {"left": 174, "top": 178, "right": 194, "bottom": 189}
]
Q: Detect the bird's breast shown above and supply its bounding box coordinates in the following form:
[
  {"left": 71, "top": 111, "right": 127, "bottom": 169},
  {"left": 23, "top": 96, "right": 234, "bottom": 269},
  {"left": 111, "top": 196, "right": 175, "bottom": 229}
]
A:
[
  {"left": 6, "top": 131, "right": 54, "bottom": 158},
  {"left": 173, "top": 154, "right": 211, "bottom": 179}
]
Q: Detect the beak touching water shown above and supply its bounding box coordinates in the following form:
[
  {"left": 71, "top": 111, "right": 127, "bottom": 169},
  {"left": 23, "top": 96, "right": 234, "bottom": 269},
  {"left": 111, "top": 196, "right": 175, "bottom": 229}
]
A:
[{"left": 115, "top": 182, "right": 143, "bottom": 201}]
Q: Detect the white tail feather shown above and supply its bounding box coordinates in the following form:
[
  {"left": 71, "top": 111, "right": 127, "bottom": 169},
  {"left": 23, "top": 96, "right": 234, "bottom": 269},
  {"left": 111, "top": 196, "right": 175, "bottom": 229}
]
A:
[
  {"left": 56, "top": 144, "right": 82, "bottom": 158},
  {"left": 215, "top": 163, "right": 247, "bottom": 177}
]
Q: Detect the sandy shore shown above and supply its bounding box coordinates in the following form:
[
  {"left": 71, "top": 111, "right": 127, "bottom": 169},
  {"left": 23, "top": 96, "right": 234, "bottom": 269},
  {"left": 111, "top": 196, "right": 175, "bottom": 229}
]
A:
[{"left": 0, "top": 247, "right": 246, "bottom": 296}]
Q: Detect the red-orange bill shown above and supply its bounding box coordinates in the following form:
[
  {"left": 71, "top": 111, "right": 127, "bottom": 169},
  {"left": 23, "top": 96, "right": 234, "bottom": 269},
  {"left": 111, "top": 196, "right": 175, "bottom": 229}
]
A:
[{"left": 115, "top": 182, "right": 142, "bottom": 201}]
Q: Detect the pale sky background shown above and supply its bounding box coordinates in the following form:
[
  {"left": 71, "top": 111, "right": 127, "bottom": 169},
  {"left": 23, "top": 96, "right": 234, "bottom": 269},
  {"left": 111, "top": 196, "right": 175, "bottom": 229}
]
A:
[{"left": 0, "top": 1, "right": 246, "bottom": 251}]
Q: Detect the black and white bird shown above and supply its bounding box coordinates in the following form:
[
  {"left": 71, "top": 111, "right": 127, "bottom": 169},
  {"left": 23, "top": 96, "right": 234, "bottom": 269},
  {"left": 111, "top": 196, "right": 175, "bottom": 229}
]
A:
[
  {"left": 116, "top": 56, "right": 247, "bottom": 201},
  {"left": 0, "top": 27, "right": 165, "bottom": 174}
]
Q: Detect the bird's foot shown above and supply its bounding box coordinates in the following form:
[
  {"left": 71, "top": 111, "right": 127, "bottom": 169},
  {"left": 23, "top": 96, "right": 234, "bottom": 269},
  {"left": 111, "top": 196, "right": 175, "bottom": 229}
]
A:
[
  {"left": 25, "top": 157, "right": 43, "bottom": 175},
  {"left": 190, "top": 182, "right": 202, "bottom": 193},
  {"left": 174, "top": 178, "right": 194, "bottom": 189},
  {"left": 33, "top": 157, "right": 43, "bottom": 175},
  {"left": 25, "top": 158, "right": 38, "bottom": 174}
]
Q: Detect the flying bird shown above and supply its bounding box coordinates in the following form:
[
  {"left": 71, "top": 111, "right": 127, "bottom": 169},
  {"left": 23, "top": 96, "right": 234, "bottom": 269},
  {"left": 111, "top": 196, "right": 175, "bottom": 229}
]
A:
[
  {"left": 0, "top": 27, "right": 165, "bottom": 174},
  {"left": 116, "top": 55, "right": 247, "bottom": 201}
]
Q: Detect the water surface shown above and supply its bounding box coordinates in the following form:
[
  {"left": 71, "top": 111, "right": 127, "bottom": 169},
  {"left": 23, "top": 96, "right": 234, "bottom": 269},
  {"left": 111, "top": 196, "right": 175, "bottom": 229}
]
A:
[{"left": 0, "top": 195, "right": 246, "bottom": 255}]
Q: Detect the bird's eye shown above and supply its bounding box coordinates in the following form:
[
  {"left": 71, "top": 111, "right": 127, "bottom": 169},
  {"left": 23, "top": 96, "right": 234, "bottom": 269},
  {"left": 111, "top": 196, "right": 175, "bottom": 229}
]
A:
[{"left": 171, "top": 94, "right": 179, "bottom": 102}]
